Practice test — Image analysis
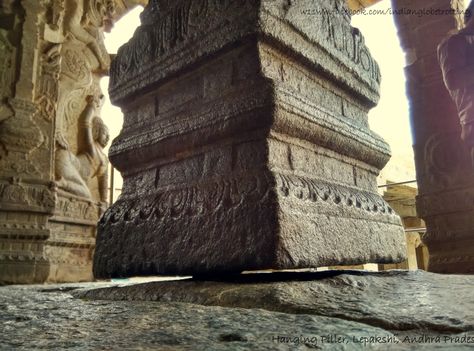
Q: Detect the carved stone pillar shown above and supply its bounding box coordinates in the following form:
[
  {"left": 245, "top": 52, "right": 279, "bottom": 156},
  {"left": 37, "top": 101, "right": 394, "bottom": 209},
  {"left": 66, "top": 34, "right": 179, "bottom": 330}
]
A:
[
  {"left": 0, "top": 0, "right": 141, "bottom": 284},
  {"left": 391, "top": 0, "right": 474, "bottom": 273},
  {"left": 94, "top": 0, "right": 406, "bottom": 278}
]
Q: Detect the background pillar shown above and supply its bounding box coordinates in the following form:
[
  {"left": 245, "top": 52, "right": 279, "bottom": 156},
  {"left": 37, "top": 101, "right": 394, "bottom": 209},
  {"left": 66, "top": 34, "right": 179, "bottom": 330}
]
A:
[
  {"left": 0, "top": 0, "right": 143, "bottom": 284},
  {"left": 392, "top": 0, "right": 474, "bottom": 273}
]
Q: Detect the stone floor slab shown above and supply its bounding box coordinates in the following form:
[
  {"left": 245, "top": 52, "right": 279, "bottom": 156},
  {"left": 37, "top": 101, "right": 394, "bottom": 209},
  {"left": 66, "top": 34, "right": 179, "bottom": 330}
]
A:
[
  {"left": 1, "top": 283, "right": 400, "bottom": 351},
  {"left": 1, "top": 270, "right": 474, "bottom": 350},
  {"left": 76, "top": 270, "right": 474, "bottom": 336}
]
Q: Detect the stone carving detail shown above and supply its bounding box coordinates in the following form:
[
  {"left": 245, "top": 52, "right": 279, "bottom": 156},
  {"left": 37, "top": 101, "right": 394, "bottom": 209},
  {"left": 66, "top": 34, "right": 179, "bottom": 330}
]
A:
[
  {"left": 1, "top": 158, "right": 41, "bottom": 177},
  {"left": 47, "top": 0, "right": 113, "bottom": 205},
  {"left": 102, "top": 175, "right": 266, "bottom": 226},
  {"left": 0, "top": 179, "right": 55, "bottom": 211},
  {"left": 61, "top": 0, "right": 111, "bottom": 70},
  {"left": 95, "top": 0, "right": 406, "bottom": 278},
  {"left": 63, "top": 49, "right": 90, "bottom": 83},
  {"left": 0, "top": 99, "right": 45, "bottom": 160},
  {"left": 0, "top": 103, "right": 12, "bottom": 161},
  {"left": 84, "top": 0, "right": 115, "bottom": 26},
  {"left": 0, "top": 26, "right": 17, "bottom": 160},
  {"left": 276, "top": 174, "right": 394, "bottom": 215},
  {"left": 108, "top": 0, "right": 243, "bottom": 91},
  {"left": 55, "top": 95, "right": 109, "bottom": 202},
  {"left": 36, "top": 44, "right": 62, "bottom": 121},
  {"left": 44, "top": 0, "right": 65, "bottom": 31},
  {"left": 423, "top": 132, "right": 464, "bottom": 189},
  {"left": 289, "top": 0, "right": 381, "bottom": 83},
  {"left": 110, "top": 0, "right": 380, "bottom": 105},
  {"left": 0, "top": 31, "right": 14, "bottom": 104},
  {"left": 55, "top": 195, "right": 100, "bottom": 222},
  {"left": 101, "top": 173, "right": 397, "bottom": 229},
  {"left": 0, "top": 2, "right": 45, "bottom": 173},
  {"left": 0, "top": 0, "right": 143, "bottom": 284},
  {"left": 50, "top": 0, "right": 112, "bottom": 159}
]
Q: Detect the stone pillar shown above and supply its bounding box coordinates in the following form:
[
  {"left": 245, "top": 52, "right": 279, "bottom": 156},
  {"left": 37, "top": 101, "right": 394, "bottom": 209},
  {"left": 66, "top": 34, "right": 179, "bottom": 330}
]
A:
[
  {"left": 94, "top": 0, "right": 406, "bottom": 278},
  {"left": 379, "top": 184, "right": 425, "bottom": 270},
  {"left": 0, "top": 0, "right": 142, "bottom": 284},
  {"left": 392, "top": 0, "right": 474, "bottom": 273}
]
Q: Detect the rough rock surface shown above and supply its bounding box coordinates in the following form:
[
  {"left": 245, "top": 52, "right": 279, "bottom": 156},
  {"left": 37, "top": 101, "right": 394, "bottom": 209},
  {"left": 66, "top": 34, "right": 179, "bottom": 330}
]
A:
[
  {"left": 94, "top": 0, "right": 406, "bottom": 278},
  {"left": 2, "top": 271, "right": 474, "bottom": 350},
  {"left": 1, "top": 284, "right": 399, "bottom": 351},
  {"left": 76, "top": 271, "right": 474, "bottom": 337},
  {"left": 393, "top": 0, "right": 474, "bottom": 274},
  {"left": 0, "top": 0, "right": 116, "bottom": 285}
]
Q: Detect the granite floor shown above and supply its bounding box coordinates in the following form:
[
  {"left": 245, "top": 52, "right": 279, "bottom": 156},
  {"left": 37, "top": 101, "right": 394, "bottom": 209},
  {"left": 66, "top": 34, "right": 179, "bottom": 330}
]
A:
[{"left": 1, "top": 270, "right": 473, "bottom": 350}]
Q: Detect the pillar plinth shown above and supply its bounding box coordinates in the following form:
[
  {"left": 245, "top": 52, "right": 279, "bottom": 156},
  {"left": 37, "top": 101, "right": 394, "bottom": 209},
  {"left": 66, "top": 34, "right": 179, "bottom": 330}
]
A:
[{"left": 94, "top": 0, "right": 406, "bottom": 277}]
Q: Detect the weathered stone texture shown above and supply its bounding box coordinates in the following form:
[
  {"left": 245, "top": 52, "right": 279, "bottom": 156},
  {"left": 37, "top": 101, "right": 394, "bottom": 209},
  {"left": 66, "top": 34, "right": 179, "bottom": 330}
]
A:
[
  {"left": 2, "top": 271, "right": 473, "bottom": 350},
  {"left": 94, "top": 0, "right": 406, "bottom": 278},
  {"left": 0, "top": 0, "right": 142, "bottom": 284},
  {"left": 392, "top": 0, "right": 474, "bottom": 273},
  {"left": 0, "top": 281, "right": 406, "bottom": 351},
  {"left": 77, "top": 271, "right": 474, "bottom": 336}
]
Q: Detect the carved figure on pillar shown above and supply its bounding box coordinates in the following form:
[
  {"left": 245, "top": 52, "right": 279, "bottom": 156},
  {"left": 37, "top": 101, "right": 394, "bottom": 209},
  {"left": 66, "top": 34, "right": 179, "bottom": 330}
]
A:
[
  {"left": 438, "top": 1, "right": 474, "bottom": 165},
  {"left": 53, "top": 0, "right": 113, "bottom": 149},
  {"left": 0, "top": 0, "right": 145, "bottom": 284},
  {"left": 62, "top": 0, "right": 112, "bottom": 71},
  {"left": 55, "top": 94, "right": 109, "bottom": 202}
]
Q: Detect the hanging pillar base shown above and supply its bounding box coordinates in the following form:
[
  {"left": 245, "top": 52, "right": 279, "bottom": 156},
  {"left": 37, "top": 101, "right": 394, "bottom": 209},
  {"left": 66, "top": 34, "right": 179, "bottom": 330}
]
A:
[{"left": 93, "top": 0, "right": 406, "bottom": 278}]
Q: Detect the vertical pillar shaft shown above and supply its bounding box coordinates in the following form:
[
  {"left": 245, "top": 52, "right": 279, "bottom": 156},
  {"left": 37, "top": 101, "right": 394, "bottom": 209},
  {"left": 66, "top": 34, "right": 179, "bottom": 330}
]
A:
[
  {"left": 392, "top": 0, "right": 474, "bottom": 273},
  {"left": 0, "top": 0, "right": 141, "bottom": 283}
]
